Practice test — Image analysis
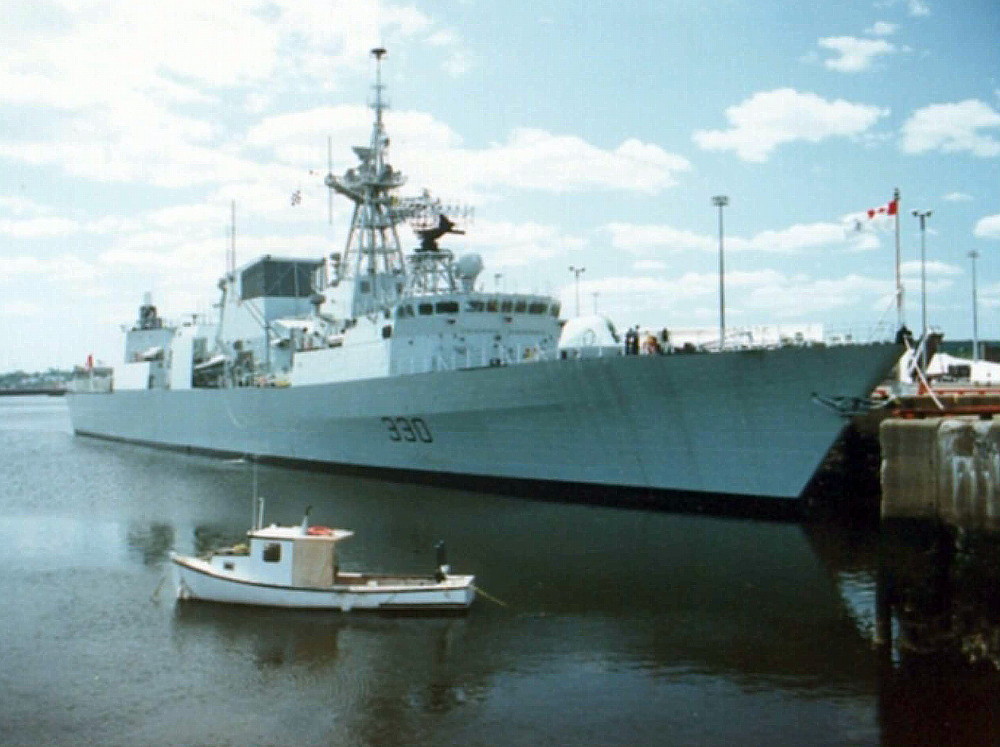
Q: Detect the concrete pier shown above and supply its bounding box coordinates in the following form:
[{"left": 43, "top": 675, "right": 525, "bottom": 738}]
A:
[{"left": 881, "top": 416, "right": 1000, "bottom": 530}]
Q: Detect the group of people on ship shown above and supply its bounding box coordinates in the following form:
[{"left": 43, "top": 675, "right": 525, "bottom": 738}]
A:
[{"left": 624, "top": 327, "right": 669, "bottom": 356}]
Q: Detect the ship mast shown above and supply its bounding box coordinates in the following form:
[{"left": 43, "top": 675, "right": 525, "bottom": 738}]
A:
[{"left": 324, "top": 47, "right": 408, "bottom": 318}]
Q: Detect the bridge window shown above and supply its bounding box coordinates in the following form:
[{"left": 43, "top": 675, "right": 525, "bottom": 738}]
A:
[
  {"left": 436, "top": 301, "right": 459, "bottom": 314},
  {"left": 487, "top": 299, "right": 499, "bottom": 312},
  {"left": 528, "top": 302, "right": 547, "bottom": 314},
  {"left": 514, "top": 300, "right": 527, "bottom": 313},
  {"left": 500, "top": 301, "right": 513, "bottom": 313},
  {"left": 466, "top": 300, "right": 485, "bottom": 312},
  {"left": 240, "top": 259, "right": 322, "bottom": 301},
  {"left": 262, "top": 543, "right": 282, "bottom": 563},
  {"left": 418, "top": 303, "right": 433, "bottom": 316}
]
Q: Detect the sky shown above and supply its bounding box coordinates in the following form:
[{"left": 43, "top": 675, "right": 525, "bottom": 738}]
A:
[{"left": 1, "top": 0, "right": 998, "bottom": 371}]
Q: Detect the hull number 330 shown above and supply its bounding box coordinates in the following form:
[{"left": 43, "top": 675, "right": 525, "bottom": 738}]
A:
[{"left": 381, "top": 416, "right": 433, "bottom": 443}]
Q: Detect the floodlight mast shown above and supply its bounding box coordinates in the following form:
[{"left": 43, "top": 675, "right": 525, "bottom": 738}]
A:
[
  {"left": 912, "top": 209, "right": 933, "bottom": 368},
  {"left": 969, "top": 249, "right": 980, "bottom": 362},
  {"left": 712, "top": 195, "right": 729, "bottom": 351}
]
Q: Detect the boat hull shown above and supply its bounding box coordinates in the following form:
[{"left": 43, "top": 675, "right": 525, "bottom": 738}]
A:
[
  {"left": 171, "top": 555, "right": 475, "bottom": 611},
  {"left": 69, "top": 344, "right": 900, "bottom": 503}
]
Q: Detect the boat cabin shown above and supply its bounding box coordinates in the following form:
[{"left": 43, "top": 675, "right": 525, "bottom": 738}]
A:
[{"left": 210, "top": 524, "right": 353, "bottom": 588}]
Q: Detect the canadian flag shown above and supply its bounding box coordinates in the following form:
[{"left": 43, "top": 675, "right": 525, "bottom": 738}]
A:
[{"left": 867, "top": 199, "right": 898, "bottom": 219}]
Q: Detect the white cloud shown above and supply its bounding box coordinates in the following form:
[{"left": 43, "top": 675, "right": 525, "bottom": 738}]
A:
[
  {"left": 974, "top": 214, "right": 1000, "bottom": 239},
  {"left": 146, "top": 204, "right": 236, "bottom": 231},
  {"left": 606, "top": 223, "right": 714, "bottom": 254},
  {"left": 0, "top": 93, "right": 272, "bottom": 188},
  {"left": 607, "top": 220, "right": 876, "bottom": 255},
  {"left": 867, "top": 21, "right": 898, "bottom": 36},
  {"left": 0, "top": 196, "right": 54, "bottom": 217},
  {"left": 632, "top": 260, "right": 668, "bottom": 272},
  {"left": 907, "top": 0, "right": 931, "bottom": 17},
  {"left": 943, "top": 192, "right": 973, "bottom": 202},
  {"left": 901, "top": 100, "right": 1000, "bottom": 156},
  {"left": 743, "top": 274, "right": 892, "bottom": 316},
  {"left": 818, "top": 36, "right": 897, "bottom": 73},
  {"left": 0, "top": 0, "right": 470, "bottom": 192},
  {"left": 0, "top": 301, "right": 43, "bottom": 318},
  {"left": 0, "top": 2, "right": 280, "bottom": 111},
  {"left": 462, "top": 219, "right": 587, "bottom": 268},
  {"left": 427, "top": 29, "right": 459, "bottom": 46},
  {"left": 247, "top": 108, "right": 687, "bottom": 200},
  {"left": 693, "top": 89, "right": 889, "bottom": 162},
  {"left": 0, "top": 217, "right": 81, "bottom": 238},
  {"left": 248, "top": 105, "right": 460, "bottom": 166},
  {"left": 1, "top": 254, "right": 101, "bottom": 283},
  {"left": 900, "top": 259, "right": 962, "bottom": 276},
  {"left": 573, "top": 269, "right": 895, "bottom": 324},
  {"left": 442, "top": 50, "right": 474, "bottom": 77},
  {"left": 462, "top": 130, "right": 690, "bottom": 194},
  {"left": 742, "top": 222, "right": 862, "bottom": 252}
]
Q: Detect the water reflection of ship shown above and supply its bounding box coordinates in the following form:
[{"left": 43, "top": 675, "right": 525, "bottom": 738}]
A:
[{"left": 162, "top": 474, "right": 876, "bottom": 691}]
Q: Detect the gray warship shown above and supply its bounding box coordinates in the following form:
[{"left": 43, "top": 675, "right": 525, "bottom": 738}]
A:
[{"left": 67, "top": 48, "right": 900, "bottom": 511}]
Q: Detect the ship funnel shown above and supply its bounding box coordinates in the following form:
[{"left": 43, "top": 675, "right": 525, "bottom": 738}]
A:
[{"left": 454, "top": 253, "right": 483, "bottom": 293}]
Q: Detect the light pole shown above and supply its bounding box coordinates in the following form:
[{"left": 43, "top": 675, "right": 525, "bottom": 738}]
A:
[
  {"left": 712, "top": 195, "right": 729, "bottom": 350},
  {"left": 912, "top": 209, "right": 932, "bottom": 367},
  {"left": 569, "top": 265, "right": 585, "bottom": 317},
  {"left": 969, "top": 249, "right": 980, "bottom": 362}
]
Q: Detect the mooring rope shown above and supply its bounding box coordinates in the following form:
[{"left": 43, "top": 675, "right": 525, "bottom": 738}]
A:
[{"left": 472, "top": 584, "right": 508, "bottom": 608}]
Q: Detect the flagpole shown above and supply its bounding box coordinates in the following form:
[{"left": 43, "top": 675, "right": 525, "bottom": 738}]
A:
[
  {"left": 894, "top": 187, "right": 903, "bottom": 329},
  {"left": 892, "top": 187, "right": 906, "bottom": 329}
]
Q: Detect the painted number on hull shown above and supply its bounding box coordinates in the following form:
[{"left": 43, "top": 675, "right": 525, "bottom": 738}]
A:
[{"left": 381, "top": 416, "right": 433, "bottom": 443}]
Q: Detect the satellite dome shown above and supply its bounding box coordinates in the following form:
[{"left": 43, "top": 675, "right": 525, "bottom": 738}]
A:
[{"left": 454, "top": 253, "right": 483, "bottom": 292}]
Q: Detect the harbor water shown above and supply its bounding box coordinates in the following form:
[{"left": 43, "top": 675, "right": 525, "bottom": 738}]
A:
[{"left": 2, "top": 396, "right": 998, "bottom": 746}]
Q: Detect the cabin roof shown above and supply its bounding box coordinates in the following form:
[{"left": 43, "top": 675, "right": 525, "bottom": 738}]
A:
[{"left": 249, "top": 524, "right": 354, "bottom": 542}]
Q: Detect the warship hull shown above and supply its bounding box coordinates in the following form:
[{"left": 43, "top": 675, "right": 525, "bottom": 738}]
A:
[{"left": 67, "top": 343, "right": 899, "bottom": 505}]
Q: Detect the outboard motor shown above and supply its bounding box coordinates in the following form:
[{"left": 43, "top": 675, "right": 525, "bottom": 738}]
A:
[{"left": 434, "top": 540, "right": 450, "bottom": 582}]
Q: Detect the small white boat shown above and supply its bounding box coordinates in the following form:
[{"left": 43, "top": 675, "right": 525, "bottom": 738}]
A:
[{"left": 170, "top": 508, "right": 475, "bottom": 612}]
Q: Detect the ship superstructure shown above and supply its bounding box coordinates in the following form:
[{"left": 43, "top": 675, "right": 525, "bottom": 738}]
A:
[
  {"left": 106, "top": 49, "right": 560, "bottom": 394},
  {"left": 67, "top": 49, "right": 901, "bottom": 508}
]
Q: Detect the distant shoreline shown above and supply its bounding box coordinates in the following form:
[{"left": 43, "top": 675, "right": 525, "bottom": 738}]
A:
[{"left": 0, "top": 389, "right": 66, "bottom": 397}]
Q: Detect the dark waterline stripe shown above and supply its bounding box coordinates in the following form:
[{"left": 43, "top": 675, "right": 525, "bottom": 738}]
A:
[{"left": 75, "top": 428, "right": 804, "bottom": 521}]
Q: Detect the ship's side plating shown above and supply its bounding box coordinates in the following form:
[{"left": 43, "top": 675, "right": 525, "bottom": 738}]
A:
[{"left": 69, "top": 342, "right": 898, "bottom": 500}]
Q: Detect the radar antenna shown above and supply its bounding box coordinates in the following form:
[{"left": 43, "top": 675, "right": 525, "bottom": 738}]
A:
[
  {"left": 391, "top": 192, "right": 474, "bottom": 250},
  {"left": 415, "top": 214, "right": 463, "bottom": 252},
  {"left": 319, "top": 47, "right": 408, "bottom": 317},
  {"left": 317, "top": 48, "right": 476, "bottom": 309}
]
